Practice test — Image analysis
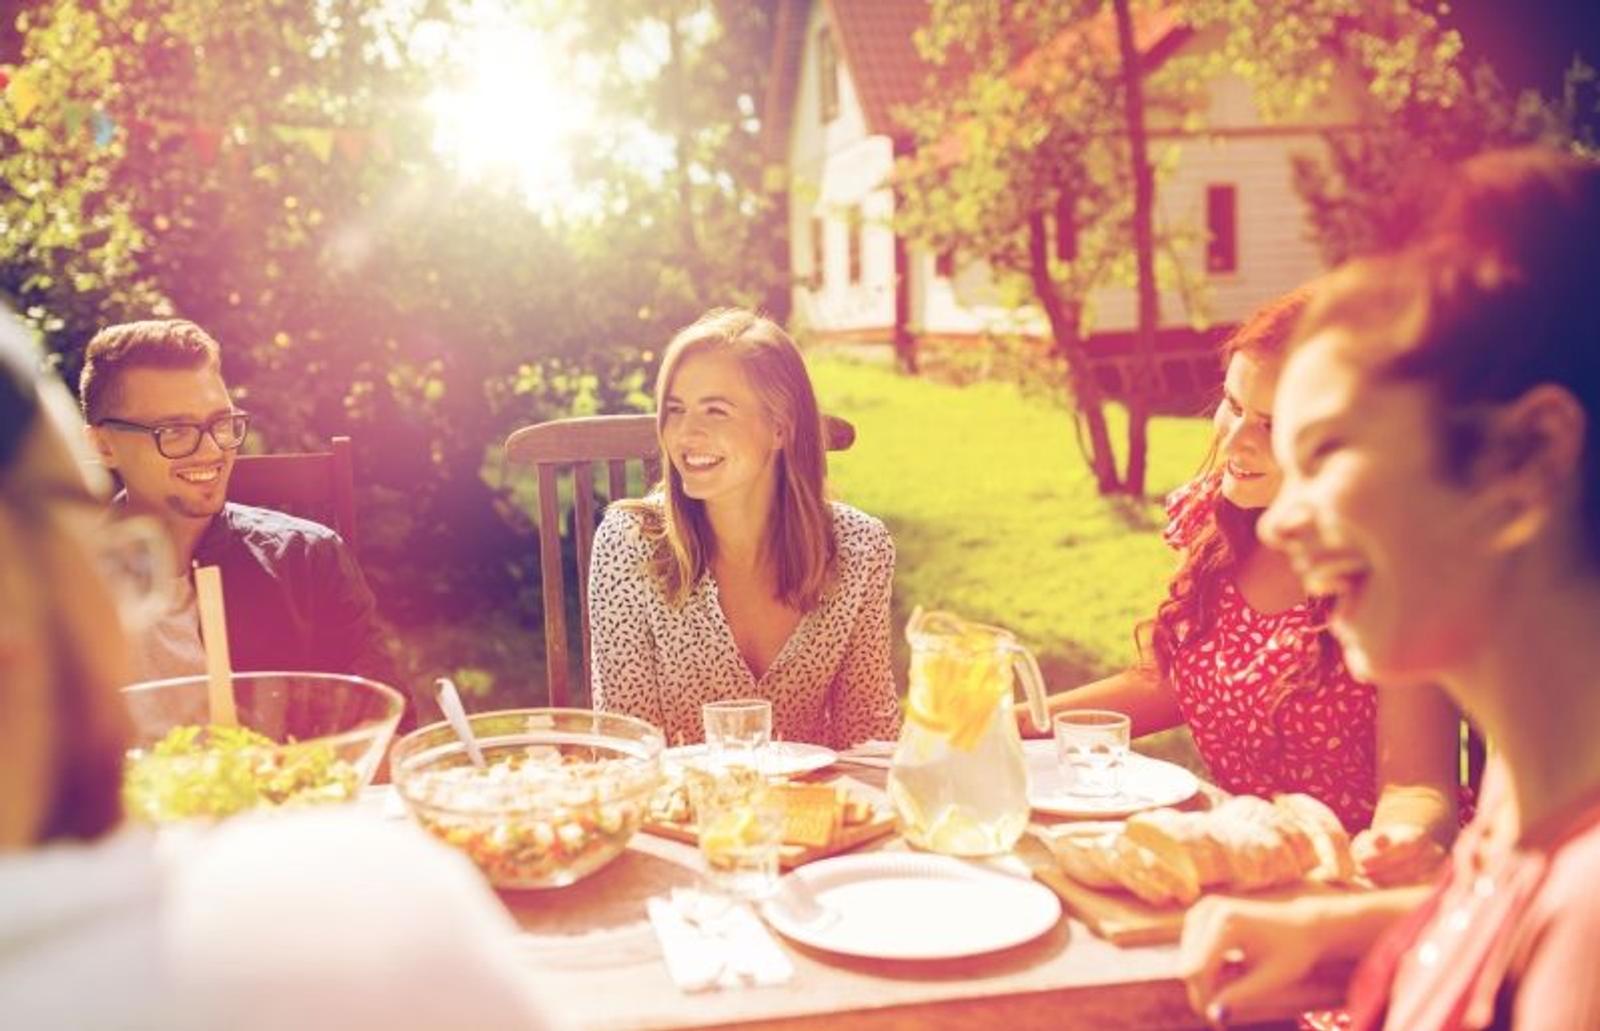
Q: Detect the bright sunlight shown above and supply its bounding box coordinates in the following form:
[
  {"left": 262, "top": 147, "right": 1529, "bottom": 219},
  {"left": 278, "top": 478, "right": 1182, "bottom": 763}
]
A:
[{"left": 424, "top": 15, "right": 593, "bottom": 207}]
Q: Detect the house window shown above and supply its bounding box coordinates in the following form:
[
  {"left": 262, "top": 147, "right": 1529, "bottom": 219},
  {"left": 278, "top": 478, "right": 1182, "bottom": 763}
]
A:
[
  {"left": 935, "top": 249, "right": 955, "bottom": 279},
  {"left": 1054, "top": 194, "right": 1077, "bottom": 263},
  {"left": 810, "top": 216, "right": 826, "bottom": 288},
  {"left": 1206, "top": 184, "right": 1237, "bottom": 274},
  {"left": 818, "top": 28, "right": 839, "bottom": 123},
  {"left": 847, "top": 214, "right": 863, "bottom": 285}
]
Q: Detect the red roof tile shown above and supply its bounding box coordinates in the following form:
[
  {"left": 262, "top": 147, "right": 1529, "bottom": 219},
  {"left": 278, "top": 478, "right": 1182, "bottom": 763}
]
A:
[
  {"left": 764, "top": 1, "right": 1188, "bottom": 151},
  {"left": 822, "top": 0, "right": 933, "bottom": 138}
]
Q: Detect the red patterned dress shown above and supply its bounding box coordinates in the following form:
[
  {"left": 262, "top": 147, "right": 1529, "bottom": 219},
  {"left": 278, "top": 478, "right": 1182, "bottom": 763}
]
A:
[{"left": 1163, "top": 474, "right": 1379, "bottom": 830}]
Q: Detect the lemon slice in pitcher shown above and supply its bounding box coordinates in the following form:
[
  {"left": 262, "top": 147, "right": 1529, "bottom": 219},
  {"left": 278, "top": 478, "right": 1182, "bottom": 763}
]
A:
[{"left": 906, "top": 646, "right": 1008, "bottom": 752}]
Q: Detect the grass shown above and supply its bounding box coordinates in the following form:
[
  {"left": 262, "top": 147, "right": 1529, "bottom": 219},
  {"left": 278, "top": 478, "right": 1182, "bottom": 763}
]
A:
[
  {"left": 399, "top": 351, "right": 1216, "bottom": 758},
  {"left": 809, "top": 353, "right": 1212, "bottom": 691}
]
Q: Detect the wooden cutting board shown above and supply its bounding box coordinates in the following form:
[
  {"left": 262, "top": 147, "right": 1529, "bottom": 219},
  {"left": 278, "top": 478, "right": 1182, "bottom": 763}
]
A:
[
  {"left": 641, "top": 776, "right": 897, "bottom": 869},
  {"left": 1015, "top": 835, "right": 1365, "bottom": 946}
]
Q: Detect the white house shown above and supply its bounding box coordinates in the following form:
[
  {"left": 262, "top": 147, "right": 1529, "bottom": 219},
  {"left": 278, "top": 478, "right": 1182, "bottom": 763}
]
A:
[{"left": 762, "top": 0, "right": 1362, "bottom": 398}]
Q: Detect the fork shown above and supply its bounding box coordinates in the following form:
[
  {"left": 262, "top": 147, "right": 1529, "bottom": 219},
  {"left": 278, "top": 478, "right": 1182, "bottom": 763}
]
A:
[{"left": 769, "top": 873, "right": 837, "bottom": 930}]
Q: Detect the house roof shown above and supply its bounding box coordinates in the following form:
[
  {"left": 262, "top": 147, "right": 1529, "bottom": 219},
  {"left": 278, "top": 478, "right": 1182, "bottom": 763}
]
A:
[
  {"left": 759, "top": 0, "right": 931, "bottom": 160},
  {"left": 762, "top": 1, "right": 1189, "bottom": 160},
  {"left": 822, "top": 0, "right": 933, "bottom": 140}
]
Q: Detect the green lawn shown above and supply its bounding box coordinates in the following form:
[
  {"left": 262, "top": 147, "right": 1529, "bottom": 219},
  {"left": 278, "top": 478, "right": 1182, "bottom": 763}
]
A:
[
  {"left": 809, "top": 353, "right": 1212, "bottom": 691},
  {"left": 407, "top": 353, "right": 1216, "bottom": 747}
]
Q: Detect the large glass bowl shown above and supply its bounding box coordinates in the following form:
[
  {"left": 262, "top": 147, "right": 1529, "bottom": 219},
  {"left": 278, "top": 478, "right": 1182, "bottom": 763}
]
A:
[
  {"left": 121, "top": 672, "right": 406, "bottom": 823},
  {"left": 390, "top": 708, "right": 665, "bottom": 889}
]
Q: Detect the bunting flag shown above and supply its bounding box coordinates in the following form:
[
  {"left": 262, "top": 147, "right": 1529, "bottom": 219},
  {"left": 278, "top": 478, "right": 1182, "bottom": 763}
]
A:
[
  {"left": 334, "top": 128, "right": 366, "bottom": 164},
  {"left": 63, "top": 100, "right": 88, "bottom": 137},
  {"left": 3, "top": 68, "right": 41, "bottom": 121},
  {"left": 1, "top": 62, "right": 396, "bottom": 166},
  {"left": 188, "top": 124, "right": 221, "bottom": 164},
  {"left": 91, "top": 109, "right": 115, "bottom": 147}
]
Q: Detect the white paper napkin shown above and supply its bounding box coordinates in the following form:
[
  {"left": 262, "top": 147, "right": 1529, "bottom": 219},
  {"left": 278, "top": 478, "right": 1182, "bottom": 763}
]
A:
[{"left": 647, "top": 890, "right": 793, "bottom": 992}]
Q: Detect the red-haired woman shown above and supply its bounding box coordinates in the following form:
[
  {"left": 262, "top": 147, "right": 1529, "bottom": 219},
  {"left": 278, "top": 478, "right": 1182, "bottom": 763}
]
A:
[
  {"left": 588, "top": 308, "right": 901, "bottom": 749},
  {"left": 1039, "top": 290, "right": 1461, "bottom": 883}
]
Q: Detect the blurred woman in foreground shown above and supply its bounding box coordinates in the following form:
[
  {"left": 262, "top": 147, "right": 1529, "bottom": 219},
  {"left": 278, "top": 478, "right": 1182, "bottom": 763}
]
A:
[
  {"left": 1182, "top": 147, "right": 1600, "bottom": 1029},
  {"left": 0, "top": 321, "right": 550, "bottom": 1030}
]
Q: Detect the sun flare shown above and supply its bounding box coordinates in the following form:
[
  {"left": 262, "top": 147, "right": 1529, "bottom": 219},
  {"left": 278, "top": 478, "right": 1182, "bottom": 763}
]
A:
[{"left": 425, "top": 20, "right": 591, "bottom": 205}]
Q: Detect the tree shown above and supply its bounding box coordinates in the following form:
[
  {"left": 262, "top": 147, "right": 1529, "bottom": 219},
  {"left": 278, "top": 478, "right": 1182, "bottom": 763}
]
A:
[
  {"left": 1111, "top": 0, "right": 1160, "bottom": 498},
  {"left": 895, "top": 0, "right": 1194, "bottom": 497},
  {"left": 1, "top": 0, "right": 785, "bottom": 657},
  {"left": 1180, "top": 0, "right": 1578, "bottom": 262},
  {"left": 895, "top": 0, "right": 1575, "bottom": 498}
]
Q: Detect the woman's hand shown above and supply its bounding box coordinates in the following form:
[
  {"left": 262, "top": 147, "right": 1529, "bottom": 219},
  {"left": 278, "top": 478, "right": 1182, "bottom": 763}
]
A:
[
  {"left": 1178, "top": 895, "right": 1327, "bottom": 1025},
  {"left": 1352, "top": 823, "right": 1447, "bottom": 887}
]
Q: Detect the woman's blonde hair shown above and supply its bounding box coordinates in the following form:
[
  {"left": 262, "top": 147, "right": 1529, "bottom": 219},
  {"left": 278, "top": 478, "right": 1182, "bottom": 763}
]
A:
[{"left": 620, "top": 308, "right": 835, "bottom": 609}]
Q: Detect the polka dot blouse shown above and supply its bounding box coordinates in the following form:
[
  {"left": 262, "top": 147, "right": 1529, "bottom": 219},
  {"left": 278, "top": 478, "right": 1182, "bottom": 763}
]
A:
[
  {"left": 1163, "top": 474, "right": 1379, "bottom": 830},
  {"left": 587, "top": 500, "right": 903, "bottom": 750}
]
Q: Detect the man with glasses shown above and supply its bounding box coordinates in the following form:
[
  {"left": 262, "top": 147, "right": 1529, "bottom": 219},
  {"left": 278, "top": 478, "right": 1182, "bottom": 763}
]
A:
[{"left": 80, "top": 319, "right": 394, "bottom": 695}]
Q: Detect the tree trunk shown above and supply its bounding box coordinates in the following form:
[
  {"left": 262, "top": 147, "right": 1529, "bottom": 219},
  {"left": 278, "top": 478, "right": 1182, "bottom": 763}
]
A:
[
  {"left": 664, "top": 7, "right": 704, "bottom": 301},
  {"left": 1112, "top": 0, "right": 1159, "bottom": 498},
  {"left": 1027, "top": 213, "right": 1118, "bottom": 494}
]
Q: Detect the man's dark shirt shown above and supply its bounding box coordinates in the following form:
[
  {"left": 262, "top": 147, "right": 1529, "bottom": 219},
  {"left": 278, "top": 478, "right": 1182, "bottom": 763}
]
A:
[{"left": 192, "top": 503, "right": 401, "bottom": 698}]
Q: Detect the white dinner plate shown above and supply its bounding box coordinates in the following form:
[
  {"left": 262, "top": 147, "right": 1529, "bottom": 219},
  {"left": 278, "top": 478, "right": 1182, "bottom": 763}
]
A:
[
  {"left": 663, "top": 741, "right": 838, "bottom": 778},
  {"left": 760, "top": 853, "right": 1061, "bottom": 960},
  {"left": 1024, "top": 739, "right": 1200, "bottom": 818}
]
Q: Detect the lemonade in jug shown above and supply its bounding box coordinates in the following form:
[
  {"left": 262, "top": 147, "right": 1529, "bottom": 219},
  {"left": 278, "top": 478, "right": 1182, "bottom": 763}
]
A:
[{"left": 887, "top": 608, "right": 1049, "bottom": 856}]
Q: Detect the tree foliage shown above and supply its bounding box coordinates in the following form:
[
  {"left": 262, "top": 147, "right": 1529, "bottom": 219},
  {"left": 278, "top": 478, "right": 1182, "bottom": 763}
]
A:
[
  {"left": 893, "top": 0, "right": 1579, "bottom": 497},
  {"left": 1179, "top": 0, "right": 1580, "bottom": 262},
  {"left": 1, "top": 0, "right": 782, "bottom": 644},
  {"left": 895, "top": 0, "right": 1200, "bottom": 497}
]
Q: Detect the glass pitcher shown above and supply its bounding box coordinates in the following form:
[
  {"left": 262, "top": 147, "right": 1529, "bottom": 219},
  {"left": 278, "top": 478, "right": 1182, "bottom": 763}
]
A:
[{"left": 887, "top": 608, "right": 1049, "bottom": 856}]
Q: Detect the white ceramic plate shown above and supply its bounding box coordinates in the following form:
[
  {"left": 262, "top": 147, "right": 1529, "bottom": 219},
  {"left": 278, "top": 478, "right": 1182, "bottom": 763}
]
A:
[
  {"left": 663, "top": 741, "right": 838, "bottom": 778},
  {"left": 760, "top": 853, "right": 1061, "bottom": 960},
  {"left": 1024, "top": 739, "right": 1201, "bottom": 818}
]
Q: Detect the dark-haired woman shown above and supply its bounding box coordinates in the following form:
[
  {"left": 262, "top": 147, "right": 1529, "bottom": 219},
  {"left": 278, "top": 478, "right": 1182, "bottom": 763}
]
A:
[{"left": 1038, "top": 290, "right": 1460, "bottom": 882}]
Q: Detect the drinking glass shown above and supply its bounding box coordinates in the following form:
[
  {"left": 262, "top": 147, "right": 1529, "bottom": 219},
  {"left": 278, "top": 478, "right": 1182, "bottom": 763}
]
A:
[
  {"left": 1053, "top": 710, "right": 1131, "bottom": 798},
  {"left": 686, "top": 764, "right": 783, "bottom": 899},
  {"left": 701, "top": 698, "right": 772, "bottom": 768}
]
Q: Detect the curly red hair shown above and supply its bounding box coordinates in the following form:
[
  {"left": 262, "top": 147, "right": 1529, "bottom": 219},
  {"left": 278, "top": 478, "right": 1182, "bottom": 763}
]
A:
[{"left": 1142, "top": 287, "right": 1342, "bottom": 725}]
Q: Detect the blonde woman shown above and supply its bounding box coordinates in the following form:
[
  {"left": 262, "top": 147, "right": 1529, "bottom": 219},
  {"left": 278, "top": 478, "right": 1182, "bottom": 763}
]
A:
[{"left": 588, "top": 308, "right": 901, "bottom": 748}]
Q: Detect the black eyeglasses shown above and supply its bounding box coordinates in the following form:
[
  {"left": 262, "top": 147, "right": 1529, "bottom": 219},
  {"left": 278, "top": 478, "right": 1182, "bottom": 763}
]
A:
[{"left": 96, "top": 411, "right": 252, "bottom": 459}]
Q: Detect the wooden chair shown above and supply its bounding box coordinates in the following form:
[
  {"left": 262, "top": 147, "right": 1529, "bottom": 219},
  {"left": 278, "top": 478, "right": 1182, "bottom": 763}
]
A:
[
  {"left": 229, "top": 435, "right": 359, "bottom": 548},
  {"left": 503, "top": 413, "right": 856, "bottom": 707}
]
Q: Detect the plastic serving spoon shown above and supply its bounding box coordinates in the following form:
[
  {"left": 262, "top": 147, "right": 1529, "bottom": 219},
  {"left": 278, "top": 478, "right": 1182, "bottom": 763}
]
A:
[{"left": 435, "top": 676, "right": 486, "bottom": 769}]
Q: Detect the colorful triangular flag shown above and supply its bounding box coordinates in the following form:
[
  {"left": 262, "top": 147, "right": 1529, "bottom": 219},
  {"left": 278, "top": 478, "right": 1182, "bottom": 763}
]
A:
[
  {"left": 91, "top": 109, "right": 115, "bottom": 147},
  {"left": 4, "top": 69, "right": 41, "bottom": 122}
]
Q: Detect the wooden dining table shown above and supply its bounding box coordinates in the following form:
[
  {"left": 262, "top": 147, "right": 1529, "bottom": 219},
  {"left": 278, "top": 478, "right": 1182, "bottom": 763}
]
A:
[{"left": 439, "top": 761, "right": 1353, "bottom": 1031}]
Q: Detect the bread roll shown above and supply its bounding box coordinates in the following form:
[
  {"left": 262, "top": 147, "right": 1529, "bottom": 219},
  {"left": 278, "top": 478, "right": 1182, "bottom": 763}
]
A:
[
  {"left": 1273, "top": 793, "right": 1355, "bottom": 883},
  {"left": 1124, "top": 809, "right": 1228, "bottom": 887},
  {"left": 1209, "top": 818, "right": 1302, "bottom": 890},
  {"left": 1035, "top": 822, "right": 1123, "bottom": 890},
  {"left": 1213, "top": 794, "right": 1319, "bottom": 876},
  {"left": 1112, "top": 834, "right": 1201, "bottom": 906}
]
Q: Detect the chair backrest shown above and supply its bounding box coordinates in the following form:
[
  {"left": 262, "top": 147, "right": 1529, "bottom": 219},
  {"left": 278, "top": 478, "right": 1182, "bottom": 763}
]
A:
[
  {"left": 503, "top": 412, "right": 856, "bottom": 707},
  {"left": 228, "top": 435, "right": 358, "bottom": 548}
]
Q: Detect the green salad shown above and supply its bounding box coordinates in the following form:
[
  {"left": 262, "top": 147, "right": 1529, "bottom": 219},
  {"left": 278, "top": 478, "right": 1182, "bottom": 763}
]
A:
[{"left": 123, "top": 724, "right": 360, "bottom": 821}]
